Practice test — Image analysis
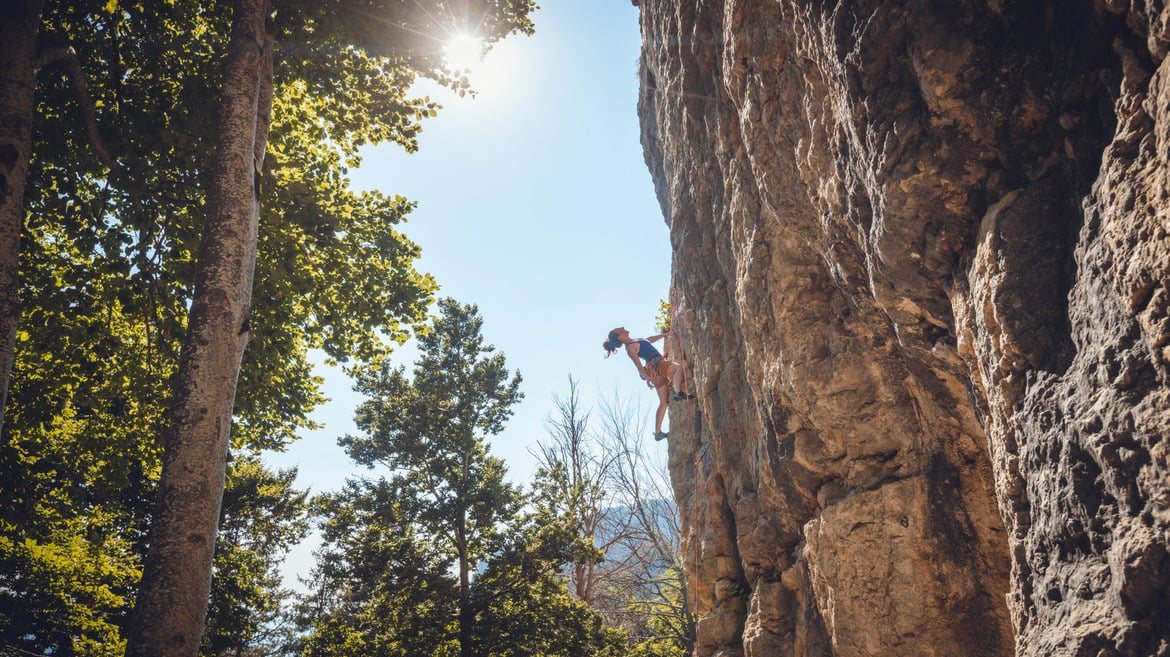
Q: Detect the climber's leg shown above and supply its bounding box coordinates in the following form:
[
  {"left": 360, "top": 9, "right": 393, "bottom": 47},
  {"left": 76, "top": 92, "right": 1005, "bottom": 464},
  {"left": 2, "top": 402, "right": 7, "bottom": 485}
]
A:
[{"left": 654, "top": 383, "right": 669, "bottom": 435}]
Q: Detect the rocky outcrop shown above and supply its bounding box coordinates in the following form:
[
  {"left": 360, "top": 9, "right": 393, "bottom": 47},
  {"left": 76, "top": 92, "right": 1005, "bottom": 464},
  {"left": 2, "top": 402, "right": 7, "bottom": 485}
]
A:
[{"left": 636, "top": 2, "right": 1170, "bottom": 656}]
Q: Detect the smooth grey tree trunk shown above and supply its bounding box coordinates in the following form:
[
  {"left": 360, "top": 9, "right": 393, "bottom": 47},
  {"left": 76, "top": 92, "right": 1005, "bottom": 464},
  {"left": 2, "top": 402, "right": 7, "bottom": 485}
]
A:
[
  {"left": 0, "top": 0, "right": 45, "bottom": 434},
  {"left": 126, "top": 0, "right": 273, "bottom": 655}
]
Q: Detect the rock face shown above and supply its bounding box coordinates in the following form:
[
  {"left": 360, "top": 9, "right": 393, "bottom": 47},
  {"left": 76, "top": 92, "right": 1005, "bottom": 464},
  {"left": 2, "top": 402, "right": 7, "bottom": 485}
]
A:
[{"left": 635, "top": 2, "right": 1170, "bottom": 656}]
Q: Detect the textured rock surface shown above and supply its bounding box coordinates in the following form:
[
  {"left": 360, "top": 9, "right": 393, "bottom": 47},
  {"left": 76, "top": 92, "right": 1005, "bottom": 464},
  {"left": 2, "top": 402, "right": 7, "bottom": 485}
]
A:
[{"left": 636, "top": 2, "right": 1170, "bottom": 656}]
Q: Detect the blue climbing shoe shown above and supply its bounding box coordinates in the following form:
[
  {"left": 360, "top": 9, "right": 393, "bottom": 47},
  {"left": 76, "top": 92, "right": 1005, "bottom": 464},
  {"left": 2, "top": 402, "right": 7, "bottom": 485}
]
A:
[
  {"left": 671, "top": 392, "right": 695, "bottom": 401},
  {"left": 653, "top": 431, "right": 669, "bottom": 441}
]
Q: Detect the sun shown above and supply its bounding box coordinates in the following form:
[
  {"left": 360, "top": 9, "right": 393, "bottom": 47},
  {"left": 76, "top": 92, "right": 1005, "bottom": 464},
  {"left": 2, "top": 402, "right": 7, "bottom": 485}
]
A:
[
  {"left": 433, "top": 29, "right": 523, "bottom": 100},
  {"left": 444, "top": 31, "right": 484, "bottom": 73}
]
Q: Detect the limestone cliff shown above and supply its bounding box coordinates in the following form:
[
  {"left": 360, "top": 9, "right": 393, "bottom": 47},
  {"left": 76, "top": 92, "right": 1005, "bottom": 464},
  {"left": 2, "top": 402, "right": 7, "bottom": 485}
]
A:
[{"left": 635, "top": 2, "right": 1170, "bottom": 656}]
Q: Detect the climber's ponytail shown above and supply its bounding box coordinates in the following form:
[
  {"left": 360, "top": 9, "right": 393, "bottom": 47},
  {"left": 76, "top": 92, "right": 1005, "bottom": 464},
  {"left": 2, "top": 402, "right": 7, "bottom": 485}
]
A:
[{"left": 602, "top": 330, "right": 622, "bottom": 357}]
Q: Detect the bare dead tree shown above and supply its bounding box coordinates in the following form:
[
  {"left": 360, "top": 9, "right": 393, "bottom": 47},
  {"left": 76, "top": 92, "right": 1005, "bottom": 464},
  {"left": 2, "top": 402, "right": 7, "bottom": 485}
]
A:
[
  {"left": 598, "top": 392, "right": 694, "bottom": 653},
  {"left": 534, "top": 378, "right": 694, "bottom": 653},
  {"left": 534, "top": 375, "right": 631, "bottom": 604}
]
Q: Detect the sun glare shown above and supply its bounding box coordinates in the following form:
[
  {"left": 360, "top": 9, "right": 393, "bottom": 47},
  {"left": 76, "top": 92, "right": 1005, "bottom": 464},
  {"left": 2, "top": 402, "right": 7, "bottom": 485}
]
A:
[
  {"left": 444, "top": 31, "right": 484, "bottom": 73},
  {"left": 430, "top": 29, "right": 524, "bottom": 101}
]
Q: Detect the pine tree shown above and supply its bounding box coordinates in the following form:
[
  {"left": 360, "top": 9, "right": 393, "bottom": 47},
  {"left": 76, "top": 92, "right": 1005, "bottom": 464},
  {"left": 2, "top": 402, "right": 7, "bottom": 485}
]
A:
[
  {"left": 339, "top": 298, "right": 523, "bottom": 657},
  {"left": 303, "top": 299, "right": 623, "bottom": 657}
]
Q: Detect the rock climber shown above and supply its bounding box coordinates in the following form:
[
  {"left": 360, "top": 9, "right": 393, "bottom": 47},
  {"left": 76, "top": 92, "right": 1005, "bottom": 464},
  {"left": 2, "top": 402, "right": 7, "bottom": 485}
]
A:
[{"left": 602, "top": 326, "right": 693, "bottom": 441}]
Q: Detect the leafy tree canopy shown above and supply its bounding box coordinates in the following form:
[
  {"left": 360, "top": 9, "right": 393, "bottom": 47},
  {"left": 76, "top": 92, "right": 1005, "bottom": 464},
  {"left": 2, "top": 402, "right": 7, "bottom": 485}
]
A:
[{"left": 2, "top": 0, "right": 535, "bottom": 653}]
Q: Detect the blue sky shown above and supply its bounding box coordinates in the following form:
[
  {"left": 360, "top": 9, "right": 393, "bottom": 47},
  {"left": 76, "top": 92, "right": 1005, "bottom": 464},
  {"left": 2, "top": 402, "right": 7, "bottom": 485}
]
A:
[{"left": 264, "top": 0, "right": 671, "bottom": 583}]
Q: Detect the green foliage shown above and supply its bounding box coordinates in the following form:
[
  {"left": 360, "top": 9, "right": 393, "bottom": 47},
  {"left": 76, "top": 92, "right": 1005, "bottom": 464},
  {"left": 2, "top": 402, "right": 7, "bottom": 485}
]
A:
[
  {"left": 25, "top": 0, "right": 443, "bottom": 456},
  {"left": 0, "top": 260, "right": 157, "bottom": 653},
  {"left": 202, "top": 458, "right": 309, "bottom": 657},
  {"left": 285, "top": 0, "right": 537, "bottom": 70},
  {"left": 622, "top": 567, "right": 693, "bottom": 657},
  {"left": 298, "top": 478, "right": 459, "bottom": 657},
  {"left": 0, "top": 514, "right": 137, "bottom": 657},
  {"left": 470, "top": 518, "right": 625, "bottom": 657},
  {"left": 346, "top": 298, "right": 524, "bottom": 447},
  {"left": 528, "top": 460, "right": 608, "bottom": 571},
  {"left": 654, "top": 300, "right": 671, "bottom": 334},
  {"left": 337, "top": 298, "right": 523, "bottom": 656},
  {"left": 302, "top": 301, "right": 620, "bottom": 657},
  {"left": 467, "top": 465, "right": 625, "bottom": 657},
  {"left": 2, "top": 0, "right": 536, "bottom": 651}
]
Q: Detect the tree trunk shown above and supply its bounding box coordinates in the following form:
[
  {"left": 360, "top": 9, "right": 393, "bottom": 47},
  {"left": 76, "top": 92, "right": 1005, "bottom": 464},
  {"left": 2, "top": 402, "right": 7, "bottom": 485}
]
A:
[
  {"left": 0, "top": 0, "right": 45, "bottom": 434},
  {"left": 457, "top": 520, "right": 472, "bottom": 657},
  {"left": 126, "top": 1, "right": 273, "bottom": 655}
]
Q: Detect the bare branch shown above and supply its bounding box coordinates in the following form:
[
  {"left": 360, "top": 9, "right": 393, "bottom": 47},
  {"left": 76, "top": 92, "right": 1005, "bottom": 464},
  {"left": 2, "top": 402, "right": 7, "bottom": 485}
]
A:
[{"left": 35, "top": 43, "right": 117, "bottom": 171}]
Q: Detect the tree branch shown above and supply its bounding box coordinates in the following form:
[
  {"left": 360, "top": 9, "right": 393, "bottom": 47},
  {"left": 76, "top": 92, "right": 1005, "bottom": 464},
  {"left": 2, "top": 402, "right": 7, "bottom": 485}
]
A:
[{"left": 35, "top": 43, "right": 117, "bottom": 171}]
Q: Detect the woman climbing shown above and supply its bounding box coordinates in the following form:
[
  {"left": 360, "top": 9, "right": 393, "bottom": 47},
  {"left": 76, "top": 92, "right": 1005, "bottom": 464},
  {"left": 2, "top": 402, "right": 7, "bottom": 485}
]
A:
[{"left": 602, "top": 326, "right": 693, "bottom": 441}]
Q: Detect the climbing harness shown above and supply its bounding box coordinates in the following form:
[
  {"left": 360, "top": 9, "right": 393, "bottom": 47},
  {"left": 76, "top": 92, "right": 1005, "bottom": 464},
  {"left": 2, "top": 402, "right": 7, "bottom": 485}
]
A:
[{"left": 645, "top": 355, "right": 669, "bottom": 388}]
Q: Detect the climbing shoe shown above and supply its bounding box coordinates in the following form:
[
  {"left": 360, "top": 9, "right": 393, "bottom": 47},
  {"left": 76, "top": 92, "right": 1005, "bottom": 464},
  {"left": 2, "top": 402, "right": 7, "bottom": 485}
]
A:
[
  {"left": 672, "top": 392, "right": 695, "bottom": 401},
  {"left": 653, "top": 431, "right": 669, "bottom": 441}
]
